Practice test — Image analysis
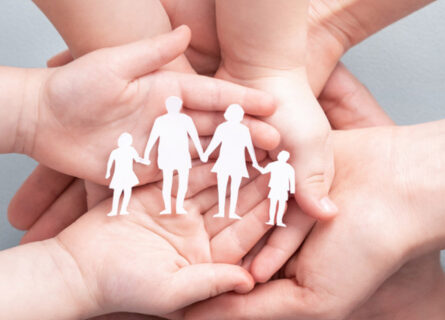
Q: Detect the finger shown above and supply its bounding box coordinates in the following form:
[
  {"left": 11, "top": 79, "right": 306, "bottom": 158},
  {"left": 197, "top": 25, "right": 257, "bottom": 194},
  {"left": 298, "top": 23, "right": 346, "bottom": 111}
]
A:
[
  {"left": 85, "top": 181, "right": 113, "bottom": 210},
  {"left": 20, "top": 179, "right": 87, "bottom": 244},
  {"left": 319, "top": 62, "right": 394, "bottom": 129},
  {"left": 175, "top": 73, "right": 276, "bottom": 117},
  {"left": 240, "top": 231, "right": 271, "bottom": 270},
  {"left": 185, "top": 279, "right": 309, "bottom": 320},
  {"left": 47, "top": 49, "right": 73, "bottom": 67},
  {"left": 171, "top": 263, "right": 254, "bottom": 310},
  {"left": 8, "top": 165, "right": 74, "bottom": 230},
  {"left": 210, "top": 199, "right": 272, "bottom": 264},
  {"left": 109, "top": 25, "right": 191, "bottom": 80},
  {"left": 250, "top": 200, "right": 315, "bottom": 282},
  {"left": 290, "top": 127, "right": 338, "bottom": 220},
  {"left": 188, "top": 110, "right": 280, "bottom": 150}
]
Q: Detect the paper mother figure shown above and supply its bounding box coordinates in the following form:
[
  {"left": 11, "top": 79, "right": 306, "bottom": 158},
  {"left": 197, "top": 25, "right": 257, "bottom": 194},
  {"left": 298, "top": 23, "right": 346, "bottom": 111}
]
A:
[
  {"left": 202, "top": 104, "right": 260, "bottom": 220},
  {"left": 254, "top": 151, "right": 295, "bottom": 227},
  {"left": 106, "top": 132, "right": 146, "bottom": 216},
  {"left": 144, "top": 96, "right": 205, "bottom": 215}
]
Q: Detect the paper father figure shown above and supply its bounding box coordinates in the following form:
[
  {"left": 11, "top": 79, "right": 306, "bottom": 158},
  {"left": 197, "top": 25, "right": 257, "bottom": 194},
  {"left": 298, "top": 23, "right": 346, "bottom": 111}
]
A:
[{"left": 143, "top": 96, "right": 205, "bottom": 215}]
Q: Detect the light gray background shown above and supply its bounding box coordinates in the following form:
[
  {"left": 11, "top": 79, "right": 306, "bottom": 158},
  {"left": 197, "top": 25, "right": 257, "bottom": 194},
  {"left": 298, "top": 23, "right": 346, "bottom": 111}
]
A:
[{"left": 0, "top": 1, "right": 444, "bottom": 268}]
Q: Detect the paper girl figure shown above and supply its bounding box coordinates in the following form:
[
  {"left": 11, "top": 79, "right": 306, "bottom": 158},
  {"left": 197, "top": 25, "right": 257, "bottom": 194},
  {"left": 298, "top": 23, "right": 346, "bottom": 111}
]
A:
[
  {"left": 106, "top": 132, "right": 146, "bottom": 216},
  {"left": 144, "top": 96, "right": 205, "bottom": 215},
  {"left": 202, "top": 104, "right": 259, "bottom": 220},
  {"left": 254, "top": 151, "right": 295, "bottom": 227}
]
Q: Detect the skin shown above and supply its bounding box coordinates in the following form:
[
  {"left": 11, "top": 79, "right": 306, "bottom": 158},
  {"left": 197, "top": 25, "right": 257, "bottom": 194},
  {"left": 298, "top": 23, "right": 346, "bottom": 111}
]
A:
[
  {"left": 33, "top": 28, "right": 277, "bottom": 186},
  {"left": 4, "top": 1, "right": 440, "bottom": 318},
  {"left": 4, "top": 66, "right": 445, "bottom": 319},
  {"left": 10, "top": 0, "right": 435, "bottom": 238},
  {"left": 185, "top": 68, "right": 445, "bottom": 320},
  {"left": 0, "top": 162, "right": 274, "bottom": 319},
  {"left": 5, "top": 26, "right": 279, "bottom": 234}
]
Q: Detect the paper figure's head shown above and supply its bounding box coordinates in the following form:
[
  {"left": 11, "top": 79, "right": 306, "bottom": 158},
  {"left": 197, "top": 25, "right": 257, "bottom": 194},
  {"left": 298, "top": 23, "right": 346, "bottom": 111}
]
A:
[
  {"left": 277, "top": 150, "right": 290, "bottom": 162},
  {"left": 224, "top": 104, "right": 244, "bottom": 122},
  {"left": 165, "top": 96, "right": 183, "bottom": 113},
  {"left": 118, "top": 132, "right": 133, "bottom": 147}
]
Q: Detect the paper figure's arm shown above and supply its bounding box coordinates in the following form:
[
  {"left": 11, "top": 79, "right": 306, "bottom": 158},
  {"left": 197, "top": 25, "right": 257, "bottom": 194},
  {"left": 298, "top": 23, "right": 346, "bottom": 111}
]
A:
[
  {"left": 245, "top": 129, "right": 259, "bottom": 167},
  {"left": 204, "top": 126, "right": 223, "bottom": 159},
  {"left": 105, "top": 151, "right": 115, "bottom": 179},
  {"left": 144, "top": 120, "right": 160, "bottom": 161},
  {"left": 289, "top": 166, "right": 296, "bottom": 194},
  {"left": 186, "top": 117, "right": 204, "bottom": 158},
  {"left": 132, "top": 148, "right": 146, "bottom": 164}
]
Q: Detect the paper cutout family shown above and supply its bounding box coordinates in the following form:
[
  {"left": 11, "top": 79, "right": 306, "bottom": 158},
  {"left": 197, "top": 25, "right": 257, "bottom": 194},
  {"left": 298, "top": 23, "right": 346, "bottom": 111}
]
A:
[{"left": 106, "top": 96, "right": 295, "bottom": 227}]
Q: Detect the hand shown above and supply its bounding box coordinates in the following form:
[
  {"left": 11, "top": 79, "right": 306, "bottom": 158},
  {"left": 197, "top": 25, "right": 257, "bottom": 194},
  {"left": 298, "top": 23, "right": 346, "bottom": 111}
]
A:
[
  {"left": 185, "top": 66, "right": 445, "bottom": 320},
  {"left": 43, "top": 159, "right": 280, "bottom": 318},
  {"left": 215, "top": 0, "right": 337, "bottom": 220},
  {"left": 27, "top": 26, "right": 278, "bottom": 187}
]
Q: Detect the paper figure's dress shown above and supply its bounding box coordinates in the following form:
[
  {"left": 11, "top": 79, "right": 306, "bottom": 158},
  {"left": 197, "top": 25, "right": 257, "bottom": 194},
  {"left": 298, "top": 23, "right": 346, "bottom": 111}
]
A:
[
  {"left": 266, "top": 162, "right": 295, "bottom": 201},
  {"left": 211, "top": 122, "right": 251, "bottom": 178},
  {"left": 109, "top": 147, "right": 139, "bottom": 189},
  {"left": 152, "top": 114, "right": 193, "bottom": 171}
]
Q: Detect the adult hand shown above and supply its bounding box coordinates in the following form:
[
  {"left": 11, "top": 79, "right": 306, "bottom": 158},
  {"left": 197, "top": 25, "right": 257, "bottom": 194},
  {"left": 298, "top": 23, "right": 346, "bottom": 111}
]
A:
[
  {"left": 185, "top": 64, "right": 445, "bottom": 319},
  {"left": 2, "top": 160, "right": 279, "bottom": 319}
]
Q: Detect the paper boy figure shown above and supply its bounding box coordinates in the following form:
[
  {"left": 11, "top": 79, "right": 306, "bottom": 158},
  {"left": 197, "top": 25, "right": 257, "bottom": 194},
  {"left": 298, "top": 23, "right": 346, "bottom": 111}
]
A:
[
  {"left": 144, "top": 96, "right": 205, "bottom": 214},
  {"left": 255, "top": 151, "right": 295, "bottom": 227},
  {"left": 106, "top": 132, "right": 146, "bottom": 216}
]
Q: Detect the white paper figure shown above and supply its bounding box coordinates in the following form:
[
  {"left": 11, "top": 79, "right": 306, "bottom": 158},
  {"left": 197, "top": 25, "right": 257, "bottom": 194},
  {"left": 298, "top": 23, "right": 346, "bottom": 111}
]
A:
[
  {"left": 255, "top": 151, "right": 295, "bottom": 227},
  {"left": 202, "top": 104, "right": 259, "bottom": 220},
  {"left": 144, "top": 96, "right": 204, "bottom": 214},
  {"left": 106, "top": 132, "right": 146, "bottom": 216}
]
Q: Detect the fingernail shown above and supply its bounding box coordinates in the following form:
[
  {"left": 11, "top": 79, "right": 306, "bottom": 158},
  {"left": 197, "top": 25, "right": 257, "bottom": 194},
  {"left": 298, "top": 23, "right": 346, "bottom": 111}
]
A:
[
  {"left": 320, "top": 197, "right": 338, "bottom": 214},
  {"left": 234, "top": 281, "right": 252, "bottom": 293}
]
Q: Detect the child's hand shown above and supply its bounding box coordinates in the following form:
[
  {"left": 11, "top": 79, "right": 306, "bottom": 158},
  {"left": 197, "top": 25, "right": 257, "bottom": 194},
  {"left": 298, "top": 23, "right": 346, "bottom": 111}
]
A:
[
  {"left": 44, "top": 161, "right": 276, "bottom": 318},
  {"left": 25, "top": 26, "right": 278, "bottom": 187},
  {"left": 2, "top": 160, "right": 278, "bottom": 319},
  {"left": 215, "top": 0, "right": 337, "bottom": 219}
]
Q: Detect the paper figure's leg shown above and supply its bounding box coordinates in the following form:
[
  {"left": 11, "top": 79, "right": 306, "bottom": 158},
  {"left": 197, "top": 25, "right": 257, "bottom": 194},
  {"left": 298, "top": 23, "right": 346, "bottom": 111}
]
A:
[
  {"left": 214, "top": 173, "right": 228, "bottom": 218},
  {"left": 228, "top": 175, "right": 242, "bottom": 220},
  {"left": 119, "top": 187, "right": 132, "bottom": 215},
  {"left": 161, "top": 169, "right": 173, "bottom": 214},
  {"left": 176, "top": 169, "right": 189, "bottom": 214},
  {"left": 107, "top": 188, "right": 122, "bottom": 216},
  {"left": 276, "top": 200, "right": 287, "bottom": 227},
  {"left": 266, "top": 198, "right": 278, "bottom": 225}
]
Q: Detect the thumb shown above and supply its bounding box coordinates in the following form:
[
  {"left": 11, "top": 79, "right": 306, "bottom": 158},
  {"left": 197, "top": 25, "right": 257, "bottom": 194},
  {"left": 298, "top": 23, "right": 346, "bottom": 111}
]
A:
[
  {"left": 106, "top": 25, "right": 191, "bottom": 80},
  {"left": 84, "top": 181, "right": 112, "bottom": 210},
  {"left": 170, "top": 263, "right": 254, "bottom": 309},
  {"left": 185, "top": 279, "right": 308, "bottom": 320},
  {"left": 291, "top": 127, "right": 338, "bottom": 220}
]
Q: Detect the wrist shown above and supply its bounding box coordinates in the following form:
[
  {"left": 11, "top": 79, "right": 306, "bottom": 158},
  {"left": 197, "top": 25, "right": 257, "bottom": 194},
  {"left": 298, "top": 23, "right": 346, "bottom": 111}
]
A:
[
  {"left": 43, "top": 238, "right": 101, "bottom": 318},
  {"left": 13, "top": 68, "right": 51, "bottom": 156},
  {"left": 394, "top": 121, "right": 445, "bottom": 258},
  {"left": 0, "top": 239, "right": 99, "bottom": 319}
]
